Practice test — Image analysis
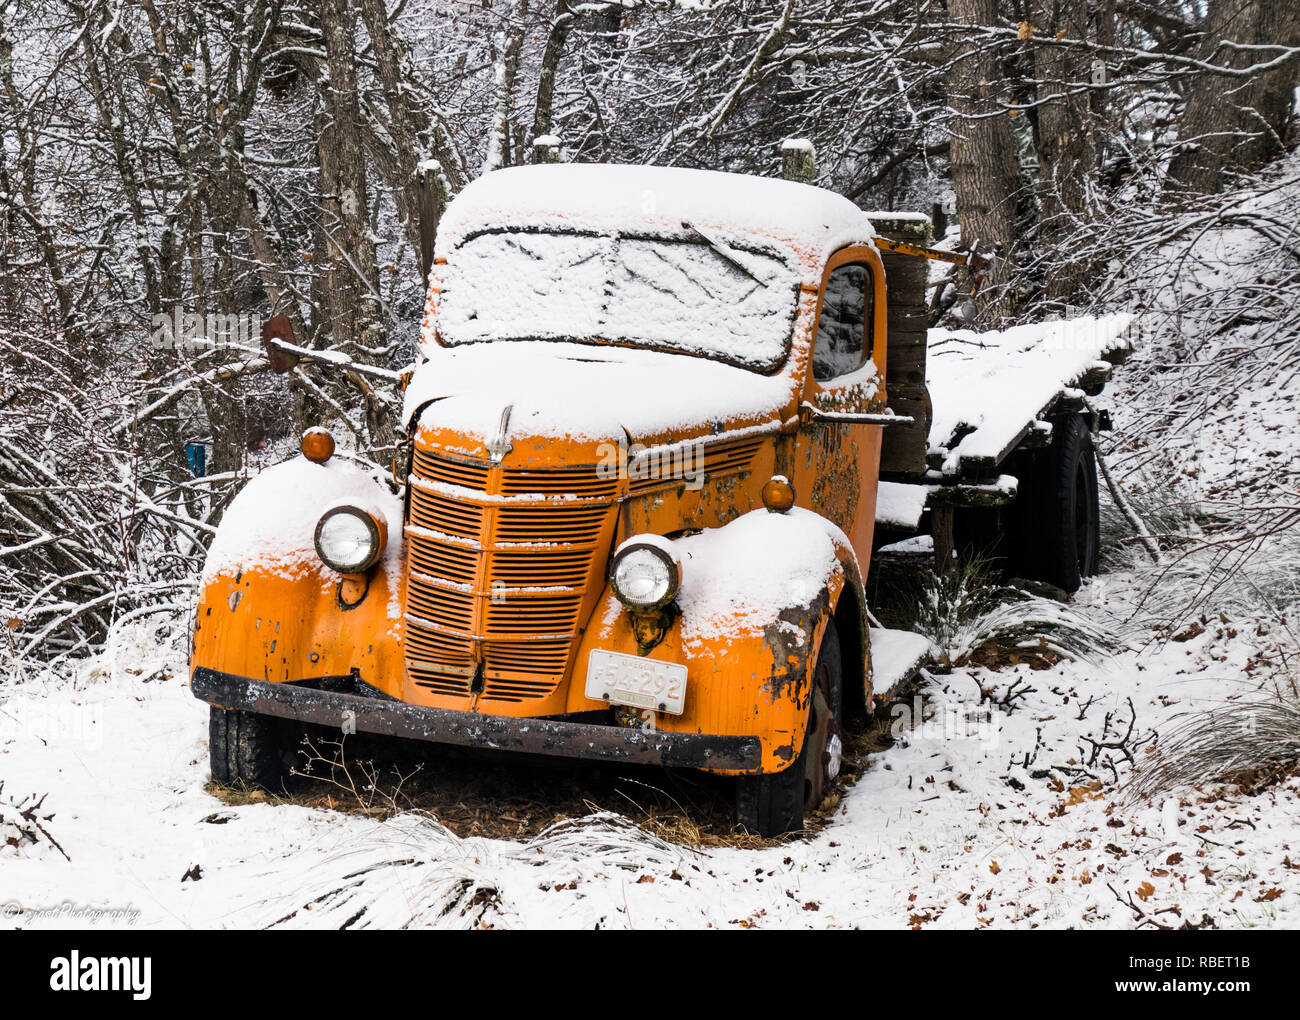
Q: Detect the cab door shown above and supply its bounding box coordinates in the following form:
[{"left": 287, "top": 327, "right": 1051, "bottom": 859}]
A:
[{"left": 792, "top": 246, "right": 889, "bottom": 571}]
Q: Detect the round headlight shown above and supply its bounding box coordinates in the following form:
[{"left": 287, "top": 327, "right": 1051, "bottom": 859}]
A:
[
  {"left": 315, "top": 505, "right": 386, "bottom": 573},
  {"left": 610, "top": 540, "right": 680, "bottom": 610}
]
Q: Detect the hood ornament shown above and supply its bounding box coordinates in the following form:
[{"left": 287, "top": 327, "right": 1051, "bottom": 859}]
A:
[{"left": 487, "top": 403, "right": 514, "bottom": 464}]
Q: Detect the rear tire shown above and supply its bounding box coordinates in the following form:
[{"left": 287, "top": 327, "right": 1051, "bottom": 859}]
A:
[
  {"left": 736, "top": 625, "right": 843, "bottom": 837},
  {"left": 209, "top": 706, "right": 289, "bottom": 792},
  {"left": 1014, "top": 413, "right": 1100, "bottom": 593}
]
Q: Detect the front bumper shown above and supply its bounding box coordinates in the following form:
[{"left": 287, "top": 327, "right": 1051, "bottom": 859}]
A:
[{"left": 191, "top": 667, "right": 763, "bottom": 770}]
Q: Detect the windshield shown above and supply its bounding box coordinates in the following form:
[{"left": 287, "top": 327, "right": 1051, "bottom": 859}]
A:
[{"left": 435, "top": 230, "right": 799, "bottom": 372}]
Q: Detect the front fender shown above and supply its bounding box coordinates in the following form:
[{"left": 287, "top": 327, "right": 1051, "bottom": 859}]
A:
[
  {"left": 191, "top": 455, "right": 405, "bottom": 695},
  {"left": 569, "top": 507, "right": 861, "bottom": 774}
]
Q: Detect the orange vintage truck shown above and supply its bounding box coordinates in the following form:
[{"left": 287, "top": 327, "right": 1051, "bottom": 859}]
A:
[{"left": 190, "top": 161, "right": 1130, "bottom": 835}]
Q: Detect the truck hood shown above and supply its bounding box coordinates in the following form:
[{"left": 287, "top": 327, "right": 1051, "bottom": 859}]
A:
[{"left": 403, "top": 340, "right": 797, "bottom": 448}]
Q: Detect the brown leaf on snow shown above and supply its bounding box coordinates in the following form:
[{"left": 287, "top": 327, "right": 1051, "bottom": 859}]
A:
[
  {"left": 1171, "top": 622, "right": 1205, "bottom": 642},
  {"left": 1067, "top": 783, "right": 1103, "bottom": 805},
  {"left": 1256, "top": 888, "right": 1284, "bottom": 902},
  {"left": 989, "top": 861, "right": 1001, "bottom": 875},
  {"left": 636, "top": 875, "right": 655, "bottom": 884},
  {"left": 1135, "top": 881, "right": 1156, "bottom": 901},
  {"left": 1166, "top": 852, "right": 1184, "bottom": 866}
]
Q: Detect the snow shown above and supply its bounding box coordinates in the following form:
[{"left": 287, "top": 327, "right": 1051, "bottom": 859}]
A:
[
  {"left": 435, "top": 230, "right": 799, "bottom": 371},
  {"left": 614, "top": 532, "right": 679, "bottom": 564},
  {"left": 875, "top": 477, "right": 1018, "bottom": 532},
  {"left": 875, "top": 480, "right": 929, "bottom": 529},
  {"left": 867, "top": 627, "right": 934, "bottom": 702},
  {"left": 432, "top": 163, "right": 878, "bottom": 287},
  {"left": 5, "top": 587, "right": 1300, "bottom": 929},
  {"left": 403, "top": 339, "right": 798, "bottom": 444},
  {"left": 877, "top": 534, "right": 933, "bottom": 555},
  {"left": 927, "top": 314, "right": 1133, "bottom": 476},
  {"left": 668, "top": 508, "right": 853, "bottom": 651}
]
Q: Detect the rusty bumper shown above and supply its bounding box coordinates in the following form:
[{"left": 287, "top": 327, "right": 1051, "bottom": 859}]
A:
[{"left": 191, "top": 667, "right": 763, "bottom": 770}]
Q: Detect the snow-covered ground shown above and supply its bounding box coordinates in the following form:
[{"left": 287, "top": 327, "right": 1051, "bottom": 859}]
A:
[{"left": 2, "top": 538, "right": 1297, "bottom": 929}]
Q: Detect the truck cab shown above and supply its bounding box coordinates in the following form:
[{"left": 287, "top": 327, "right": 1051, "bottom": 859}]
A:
[{"left": 193, "top": 163, "right": 927, "bottom": 835}]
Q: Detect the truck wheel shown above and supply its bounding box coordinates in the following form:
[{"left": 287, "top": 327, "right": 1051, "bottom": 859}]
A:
[
  {"left": 209, "top": 706, "right": 289, "bottom": 792},
  {"left": 1018, "top": 413, "right": 1100, "bottom": 593},
  {"left": 736, "top": 625, "right": 843, "bottom": 837}
]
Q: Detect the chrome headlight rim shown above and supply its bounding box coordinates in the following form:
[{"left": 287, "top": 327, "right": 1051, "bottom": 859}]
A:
[
  {"left": 609, "top": 539, "right": 681, "bottom": 611},
  {"left": 314, "top": 504, "right": 385, "bottom": 574}
]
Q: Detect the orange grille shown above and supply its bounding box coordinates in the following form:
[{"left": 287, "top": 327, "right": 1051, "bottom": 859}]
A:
[
  {"left": 409, "top": 540, "right": 477, "bottom": 585},
  {"left": 484, "top": 593, "right": 584, "bottom": 634},
  {"left": 406, "top": 626, "right": 475, "bottom": 673},
  {"left": 412, "top": 449, "right": 490, "bottom": 491},
  {"left": 628, "top": 434, "right": 764, "bottom": 495},
  {"left": 403, "top": 448, "right": 615, "bottom": 706},
  {"left": 501, "top": 465, "right": 618, "bottom": 498},
  {"left": 409, "top": 489, "right": 483, "bottom": 540},
  {"left": 490, "top": 549, "right": 590, "bottom": 586},
  {"left": 495, "top": 505, "right": 608, "bottom": 543},
  {"left": 406, "top": 579, "right": 474, "bottom": 632}
]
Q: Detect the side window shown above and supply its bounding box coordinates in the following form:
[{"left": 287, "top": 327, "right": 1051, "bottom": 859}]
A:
[{"left": 812, "top": 263, "right": 873, "bottom": 382}]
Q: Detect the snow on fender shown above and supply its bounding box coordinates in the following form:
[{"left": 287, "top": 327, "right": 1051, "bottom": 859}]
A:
[
  {"left": 667, "top": 507, "right": 857, "bottom": 656},
  {"left": 192, "top": 455, "right": 407, "bottom": 690},
  {"left": 202, "top": 456, "right": 402, "bottom": 587}
]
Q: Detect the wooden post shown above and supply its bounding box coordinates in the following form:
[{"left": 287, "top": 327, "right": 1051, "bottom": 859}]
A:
[
  {"left": 415, "top": 160, "right": 449, "bottom": 289},
  {"left": 931, "top": 504, "right": 955, "bottom": 574},
  {"left": 532, "top": 135, "right": 565, "bottom": 164},
  {"left": 873, "top": 212, "right": 934, "bottom": 479},
  {"left": 780, "top": 138, "right": 816, "bottom": 183}
]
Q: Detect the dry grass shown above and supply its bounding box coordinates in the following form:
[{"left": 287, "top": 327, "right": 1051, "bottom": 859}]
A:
[
  {"left": 1127, "top": 688, "right": 1300, "bottom": 804},
  {"left": 207, "top": 699, "right": 906, "bottom": 850}
]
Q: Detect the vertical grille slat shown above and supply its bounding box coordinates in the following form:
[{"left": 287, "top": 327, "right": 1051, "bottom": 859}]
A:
[{"left": 404, "top": 449, "right": 614, "bottom": 705}]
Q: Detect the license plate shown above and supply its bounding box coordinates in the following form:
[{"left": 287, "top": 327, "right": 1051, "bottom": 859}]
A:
[{"left": 585, "top": 650, "right": 687, "bottom": 715}]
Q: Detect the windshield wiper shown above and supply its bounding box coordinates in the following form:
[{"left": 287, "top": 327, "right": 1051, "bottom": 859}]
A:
[{"left": 680, "top": 220, "right": 768, "bottom": 284}]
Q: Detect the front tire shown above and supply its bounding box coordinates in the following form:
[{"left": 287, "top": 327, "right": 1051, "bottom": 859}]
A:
[
  {"left": 736, "top": 625, "right": 843, "bottom": 837},
  {"left": 209, "top": 706, "right": 289, "bottom": 792}
]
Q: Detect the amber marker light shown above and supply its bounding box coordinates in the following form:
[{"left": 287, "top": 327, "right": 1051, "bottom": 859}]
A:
[
  {"left": 302, "top": 427, "right": 336, "bottom": 463},
  {"left": 761, "top": 475, "right": 796, "bottom": 513}
]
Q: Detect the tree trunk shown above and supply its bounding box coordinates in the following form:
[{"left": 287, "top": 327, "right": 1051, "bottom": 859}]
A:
[
  {"left": 1032, "top": 0, "right": 1107, "bottom": 303},
  {"left": 945, "top": 0, "right": 1023, "bottom": 323},
  {"left": 1167, "top": 0, "right": 1300, "bottom": 195},
  {"left": 318, "top": 0, "right": 392, "bottom": 451}
]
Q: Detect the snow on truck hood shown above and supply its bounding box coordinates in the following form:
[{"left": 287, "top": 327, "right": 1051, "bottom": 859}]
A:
[
  {"left": 404, "top": 341, "right": 796, "bottom": 445},
  {"left": 434, "top": 163, "right": 878, "bottom": 284}
]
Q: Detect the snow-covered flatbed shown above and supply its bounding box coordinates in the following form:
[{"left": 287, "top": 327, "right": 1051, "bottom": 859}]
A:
[
  {"left": 926, "top": 314, "right": 1134, "bottom": 478},
  {"left": 875, "top": 313, "right": 1133, "bottom": 531}
]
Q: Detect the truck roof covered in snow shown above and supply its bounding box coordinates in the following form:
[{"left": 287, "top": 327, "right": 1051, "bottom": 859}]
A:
[{"left": 435, "top": 163, "right": 878, "bottom": 281}]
